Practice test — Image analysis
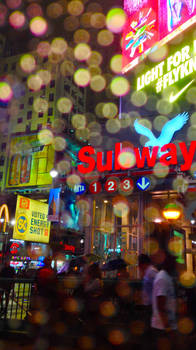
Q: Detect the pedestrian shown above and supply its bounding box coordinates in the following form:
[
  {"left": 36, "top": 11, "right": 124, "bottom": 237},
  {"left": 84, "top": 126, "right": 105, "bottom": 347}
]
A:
[
  {"left": 138, "top": 254, "right": 158, "bottom": 325},
  {"left": 83, "top": 263, "right": 103, "bottom": 323},
  {"left": 151, "top": 253, "right": 177, "bottom": 349},
  {"left": 33, "top": 257, "right": 58, "bottom": 350},
  {"left": 0, "top": 258, "right": 15, "bottom": 316}
]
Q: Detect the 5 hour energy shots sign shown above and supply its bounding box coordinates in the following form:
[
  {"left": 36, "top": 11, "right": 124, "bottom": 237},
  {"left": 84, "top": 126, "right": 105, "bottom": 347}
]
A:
[
  {"left": 13, "top": 196, "right": 50, "bottom": 244},
  {"left": 136, "top": 40, "right": 196, "bottom": 96}
]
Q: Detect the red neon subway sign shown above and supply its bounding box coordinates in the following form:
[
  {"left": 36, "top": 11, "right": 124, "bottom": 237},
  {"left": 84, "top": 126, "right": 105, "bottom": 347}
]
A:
[{"left": 77, "top": 141, "right": 196, "bottom": 174}]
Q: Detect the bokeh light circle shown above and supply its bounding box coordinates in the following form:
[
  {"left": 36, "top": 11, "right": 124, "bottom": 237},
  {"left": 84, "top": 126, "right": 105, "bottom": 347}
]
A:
[
  {"left": 153, "top": 163, "right": 169, "bottom": 178},
  {"left": 0, "top": 82, "right": 13, "bottom": 102},
  {"left": 38, "top": 129, "right": 53, "bottom": 145},
  {"left": 27, "top": 74, "right": 42, "bottom": 91},
  {"left": 74, "top": 43, "right": 91, "bottom": 61},
  {"left": 51, "top": 37, "right": 67, "bottom": 55},
  {"left": 67, "top": 174, "right": 81, "bottom": 189},
  {"left": 106, "top": 119, "right": 121, "bottom": 134},
  {"left": 30, "top": 16, "right": 48, "bottom": 36},
  {"left": 131, "top": 91, "right": 147, "bottom": 107},
  {"left": 67, "top": 0, "right": 84, "bottom": 16},
  {"left": 33, "top": 98, "right": 48, "bottom": 114},
  {"left": 57, "top": 97, "right": 73, "bottom": 114},
  {"left": 9, "top": 10, "right": 25, "bottom": 29},
  {"left": 74, "top": 68, "right": 91, "bottom": 87},
  {"left": 90, "top": 75, "right": 106, "bottom": 92},
  {"left": 72, "top": 114, "right": 86, "bottom": 129},
  {"left": 113, "top": 201, "right": 129, "bottom": 217},
  {"left": 156, "top": 99, "right": 173, "bottom": 115},
  {"left": 53, "top": 136, "right": 67, "bottom": 152},
  {"left": 110, "top": 54, "right": 122, "bottom": 74},
  {"left": 180, "top": 271, "right": 196, "bottom": 288},
  {"left": 37, "top": 41, "right": 51, "bottom": 57},
  {"left": 20, "top": 54, "right": 36, "bottom": 73},
  {"left": 106, "top": 8, "right": 127, "bottom": 33},
  {"left": 97, "top": 29, "right": 114, "bottom": 46},
  {"left": 91, "top": 12, "right": 105, "bottom": 29},
  {"left": 102, "top": 102, "right": 118, "bottom": 119},
  {"left": 74, "top": 29, "right": 90, "bottom": 43},
  {"left": 110, "top": 76, "right": 130, "bottom": 97},
  {"left": 153, "top": 115, "right": 168, "bottom": 131}
]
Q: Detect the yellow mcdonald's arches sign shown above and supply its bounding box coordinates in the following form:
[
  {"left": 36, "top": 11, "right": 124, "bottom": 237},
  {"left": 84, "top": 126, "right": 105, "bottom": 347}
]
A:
[
  {"left": 0, "top": 204, "right": 9, "bottom": 232},
  {"left": 13, "top": 195, "right": 50, "bottom": 243}
]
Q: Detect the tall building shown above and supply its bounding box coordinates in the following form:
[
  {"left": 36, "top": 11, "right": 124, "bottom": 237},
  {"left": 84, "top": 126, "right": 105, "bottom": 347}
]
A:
[{"left": 0, "top": 50, "right": 86, "bottom": 196}]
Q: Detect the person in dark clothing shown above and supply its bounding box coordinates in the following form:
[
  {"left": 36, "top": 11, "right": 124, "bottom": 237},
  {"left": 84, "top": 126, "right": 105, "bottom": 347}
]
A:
[
  {"left": 0, "top": 259, "right": 16, "bottom": 315},
  {"left": 35, "top": 256, "right": 56, "bottom": 298},
  {"left": 33, "top": 257, "right": 58, "bottom": 350}
]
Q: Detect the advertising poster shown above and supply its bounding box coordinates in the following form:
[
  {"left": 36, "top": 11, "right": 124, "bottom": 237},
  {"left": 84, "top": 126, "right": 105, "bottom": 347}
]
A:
[
  {"left": 13, "top": 196, "right": 50, "bottom": 244},
  {"left": 122, "top": 0, "right": 158, "bottom": 71},
  {"left": 6, "top": 134, "right": 55, "bottom": 188},
  {"left": 122, "top": 0, "right": 196, "bottom": 72},
  {"left": 48, "top": 188, "right": 61, "bottom": 222},
  {"left": 159, "top": 0, "right": 196, "bottom": 39}
]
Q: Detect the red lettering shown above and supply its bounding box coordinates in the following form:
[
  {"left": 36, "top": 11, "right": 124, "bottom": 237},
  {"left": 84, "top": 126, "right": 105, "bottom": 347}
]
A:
[
  {"left": 134, "top": 146, "right": 159, "bottom": 168},
  {"left": 159, "top": 143, "right": 177, "bottom": 166},
  {"left": 97, "top": 151, "right": 113, "bottom": 172},
  {"left": 114, "top": 143, "right": 123, "bottom": 170},
  {"left": 180, "top": 141, "right": 196, "bottom": 171},
  {"left": 77, "top": 146, "right": 96, "bottom": 174}
]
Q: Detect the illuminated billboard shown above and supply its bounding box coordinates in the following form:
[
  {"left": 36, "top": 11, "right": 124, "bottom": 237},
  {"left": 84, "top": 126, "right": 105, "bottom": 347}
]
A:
[
  {"left": 122, "top": 0, "right": 196, "bottom": 73},
  {"left": 13, "top": 196, "right": 50, "bottom": 243},
  {"left": 6, "top": 134, "right": 55, "bottom": 188}
]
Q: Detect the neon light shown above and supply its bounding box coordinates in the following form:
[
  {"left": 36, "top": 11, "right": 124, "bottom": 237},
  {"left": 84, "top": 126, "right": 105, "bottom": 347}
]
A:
[
  {"left": 0, "top": 204, "right": 9, "bottom": 232},
  {"left": 169, "top": 79, "right": 194, "bottom": 102},
  {"left": 137, "top": 41, "right": 196, "bottom": 92},
  {"left": 125, "top": 8, "right": 156, "bottom": 58},
  {"left": 77, "top": 140, "right": 196, "bottom": 174},
  {"left": 134, "top": 112, "right": 189, "bottom": 154},
  {"left": 122, "top": 1, "right": 196, "bottom": 73}
]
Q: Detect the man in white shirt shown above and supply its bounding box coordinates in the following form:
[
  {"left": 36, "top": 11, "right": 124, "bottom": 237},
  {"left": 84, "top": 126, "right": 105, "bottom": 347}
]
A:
[
  {"left": 151, "top": 254, "right": 177, "bottom": 348},
  {"left": 138, "top": 254, "right": 158, "bottom": 328}
]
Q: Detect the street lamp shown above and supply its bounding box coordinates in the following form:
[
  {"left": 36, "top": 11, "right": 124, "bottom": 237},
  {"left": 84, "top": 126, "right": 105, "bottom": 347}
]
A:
[
  {"left": 50, "top": 168, "right": 58, "bottom": 178},
  {"left": 162, "top": 202, "right": 181, "bottom": 220}
]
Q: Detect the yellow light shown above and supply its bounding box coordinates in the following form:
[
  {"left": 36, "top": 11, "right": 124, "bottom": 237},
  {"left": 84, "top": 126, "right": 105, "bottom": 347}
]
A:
[{"left": 162, "top": 203, "right": 181, "bottom": 220}]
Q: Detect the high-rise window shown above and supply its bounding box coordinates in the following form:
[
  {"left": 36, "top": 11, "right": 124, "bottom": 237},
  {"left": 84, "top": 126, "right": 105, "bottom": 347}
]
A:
[
  {"left": 49, "top": 93, "right": 54, "bottom": 101},
  {"left": 1, "top": 143, "right": 6, "bottom": 151},
  {"left": 48, "top": 107, "right": 53, "bottom": 116},
  {"left": 27, "top": 111, "right": 32, "bottom": 120},
  {"left": 28, "top": 96, "right": 34, "bottom": 105},
  {"left": 50, "top": 80, "right": 55, "bottom": 88}
]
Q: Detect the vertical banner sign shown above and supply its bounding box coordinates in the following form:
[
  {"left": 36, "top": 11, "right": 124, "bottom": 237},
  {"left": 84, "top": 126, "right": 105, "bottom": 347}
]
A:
[
  {"left": 48, "top": 188, "right": 61, "bottom": 222},
  {"left": 122, "top": 0, "right": 196, "bottom": 72},
  {"left": 13, "top": 196, "right": 50, "bottom": 243}
]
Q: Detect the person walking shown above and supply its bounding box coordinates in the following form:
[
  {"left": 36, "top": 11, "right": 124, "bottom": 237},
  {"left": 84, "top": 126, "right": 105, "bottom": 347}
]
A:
[
  {"left": 138, "top": 254, "right": 158, "bottom": 326},
  {"left": 0, "top": 258, "right": 15, "bottom": 316},
  {"left": 151, "top": 253, "right": 177, "bottom": 349}
]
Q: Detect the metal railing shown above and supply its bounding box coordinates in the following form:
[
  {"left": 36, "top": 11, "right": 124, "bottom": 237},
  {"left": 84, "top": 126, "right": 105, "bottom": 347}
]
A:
[{"left": 0, "top": 278, "right": 34, "bottom": 321}]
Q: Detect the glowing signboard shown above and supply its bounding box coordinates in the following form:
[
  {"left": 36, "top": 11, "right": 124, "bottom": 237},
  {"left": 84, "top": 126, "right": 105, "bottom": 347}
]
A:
[
  {"left": 122, "top": 0, "right": 196, "bottom": 72},
  {"left": 134, "top": 112, "right": 189, "bottom": 153},
  {"left": 77, "top": 140, "right": 196, "bottom": 174},
  {"left": 136, "top": 40, "right": 196, "bottom": 93},
  {"left": 13, "top": 196, "right": 50, "bottom": 243},
  {"left": 6, "top": 134, "right": 55, "bottom": 188}
]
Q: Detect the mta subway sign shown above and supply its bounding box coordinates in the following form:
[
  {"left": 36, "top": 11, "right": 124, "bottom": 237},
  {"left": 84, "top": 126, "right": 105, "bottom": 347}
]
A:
[
  {"left": 77, "top": 140, "right": 196, "bottom": 175},
  {"left": 136, "top": 177, "right": 150, "bottom": 191},
  {"left": 73, "top": 183, "right": 86, "bottom": 195}
]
